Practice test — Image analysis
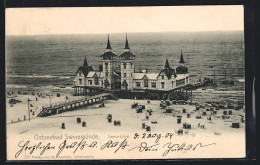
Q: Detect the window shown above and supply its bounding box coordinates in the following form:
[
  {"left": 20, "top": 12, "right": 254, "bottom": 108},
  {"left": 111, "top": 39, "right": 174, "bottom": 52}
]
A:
[
  {"left": 161, "top": 82, "right": 165, "bottom": 88},
  {"left": 136, "top": 82, "right": 141, "bottom": 87},
  {"left": 131, "top": 73, "right": 132, "bottom": 77},
  {"left": 172, "top": 81, "right": 174, "bottom": 87},
  {"left": 88, "top": 80, "right": 92, "bottom": 85},
  {"left": 123, "top": 63, "right": 126, "bottom": 69},
  {"left": 151, "top": 82, "right": 156, "bottom": 88},
  {"left": 105, "top": 62, "right": 108, "bottom": 69},
  {"left": 106, "top": 71, "right": 109, "bottom": 77},
  {"left": 124, "top": 73, "right": 127, "bottom": 78},
  {"left": 144, "top": 79, "right": 148, "bottom": 87},
  {"left": 131, "top": 63, "right": 133, "bottom": 68},
  {"left": 186, "top": 77, "right": 189, "bottom": 83},
  {"left": 161, "top": 75, "right": 164, "bottom": 79},
  {"left": 79, "top": 79, "right": 82, "bottom": 85},
  {"left": 95, "top": 77, "right": 99, "bottom": 85},
  {"left": 79, "top": 72, "right": 81, "bottom": 76}
]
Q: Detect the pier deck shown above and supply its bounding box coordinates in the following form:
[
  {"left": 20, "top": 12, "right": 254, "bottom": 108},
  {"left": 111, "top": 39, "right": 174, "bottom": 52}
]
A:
[{"left": 37, "top": 93, "right": 117, "bottom": 117}]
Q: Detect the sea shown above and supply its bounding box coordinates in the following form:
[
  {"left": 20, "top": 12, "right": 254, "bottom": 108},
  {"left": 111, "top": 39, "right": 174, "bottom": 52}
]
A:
[{"left": 5, "top": 31, "right": 245, "bottom": 103}]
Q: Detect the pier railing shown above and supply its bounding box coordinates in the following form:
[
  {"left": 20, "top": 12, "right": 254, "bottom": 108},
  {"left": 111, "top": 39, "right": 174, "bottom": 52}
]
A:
[{"left": 37, "top": 93, "right": 118, "bottom": 117}]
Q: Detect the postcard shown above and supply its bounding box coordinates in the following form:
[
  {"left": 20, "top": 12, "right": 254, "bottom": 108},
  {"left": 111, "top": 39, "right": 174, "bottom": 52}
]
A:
[{"left": 5, "top": 6, "right": 245, "bottom": 160}]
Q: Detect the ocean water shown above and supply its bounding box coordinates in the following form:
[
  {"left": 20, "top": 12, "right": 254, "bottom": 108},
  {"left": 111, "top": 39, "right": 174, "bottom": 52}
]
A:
[{"left": 5, "top": 31, "right": 245, "bottom": 101}]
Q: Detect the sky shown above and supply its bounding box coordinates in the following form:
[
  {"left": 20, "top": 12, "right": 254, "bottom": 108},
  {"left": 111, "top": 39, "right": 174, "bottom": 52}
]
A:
[{"left": 6, "top": 6, "right": 244, "bottom": 35}]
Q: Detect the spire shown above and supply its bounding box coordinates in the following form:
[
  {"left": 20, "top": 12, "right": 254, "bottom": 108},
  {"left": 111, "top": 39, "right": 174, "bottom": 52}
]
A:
[
  {"left": 124, "top": 34, "right": 130, "bottom": 50},
  {"left": 106, "top": 34, "right": 112, "bottom": 50},
  {"left": 165, "top": 58, "right": 170, "bottom": 69},
  {"left": 179, "top": 50, "right": 185, "bottom": 64},
  {"left": 83, "top": 57, "right": 88, "bottom": 67}
]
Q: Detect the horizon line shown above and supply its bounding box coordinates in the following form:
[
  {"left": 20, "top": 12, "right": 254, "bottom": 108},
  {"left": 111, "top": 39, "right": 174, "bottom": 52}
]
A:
[{"left": 6, "top": 30, "right": 244, "bottom": 36}]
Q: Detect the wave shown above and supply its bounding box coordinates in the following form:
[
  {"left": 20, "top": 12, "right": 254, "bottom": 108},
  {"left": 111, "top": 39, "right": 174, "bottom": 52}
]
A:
[
  {"left": 6, "top": 84, "right": 27, "bottom": 88},
  {"left": 237, "top": 79, "right": 245, "bottom": 82},
  {"left": 7, "top": 74, "right": 71, "bottom": 79}
]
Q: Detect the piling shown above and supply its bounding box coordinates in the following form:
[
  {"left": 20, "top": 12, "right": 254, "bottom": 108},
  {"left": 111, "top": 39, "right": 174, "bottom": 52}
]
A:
[
  {"left": 61, "top": 123, "right": 65, "bottom": 129},
  {"left": 77, "top": 117, "right": 81, "bottom": 123},
  {"left": 82, "top": 121, "right": 86, "bottom": 127}
]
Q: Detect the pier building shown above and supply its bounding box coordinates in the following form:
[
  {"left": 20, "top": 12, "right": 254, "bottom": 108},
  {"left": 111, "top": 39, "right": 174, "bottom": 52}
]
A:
[{"left": 74, "top": 35, "right": 191, "bottom": 100}]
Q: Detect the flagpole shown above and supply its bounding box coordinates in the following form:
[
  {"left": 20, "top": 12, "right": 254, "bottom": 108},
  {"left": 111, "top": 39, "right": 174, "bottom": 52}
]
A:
[{"left": 28, "top": 98, "right": 30, "bottom": 122}]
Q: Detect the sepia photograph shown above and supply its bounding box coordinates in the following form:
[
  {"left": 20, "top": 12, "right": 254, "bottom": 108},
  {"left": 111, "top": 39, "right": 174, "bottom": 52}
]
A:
[{"left": 5, "top": 6, "right": 246, "bottom": 160}]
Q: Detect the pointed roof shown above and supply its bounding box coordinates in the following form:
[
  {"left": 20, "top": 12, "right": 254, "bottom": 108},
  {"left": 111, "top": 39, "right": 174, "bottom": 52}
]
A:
[
  {"left": 83, "top": 57, "right": 88, "bottom": 67},
  {"left": 122, "top": 79, "right": 128, "bottom": 86},
  {"left": 179, "top": 50, "right": 185, "bottom": 63},
  {"left": 124, "top": 34, "right": 130, "bottom": 50},
  {"left": 120, "top": 34, "right": 135, "bottom": 59},
  {"left": 75, "top": 66, "right": 94, "bottom": 76},
  {"left": 165, "top": 58, "right": 170, "bottom": 68},
  {"left": 158, "top": 68, "right": 177, "bottom": 79},
  {"left": 106, "top": 35, "right": 112, "bottom": 50}
]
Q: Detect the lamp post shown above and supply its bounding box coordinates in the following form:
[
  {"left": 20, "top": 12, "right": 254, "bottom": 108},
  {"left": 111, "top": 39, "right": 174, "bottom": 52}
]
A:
[{"left": 28, "top": 98, "right": 30, "bottom": 122}]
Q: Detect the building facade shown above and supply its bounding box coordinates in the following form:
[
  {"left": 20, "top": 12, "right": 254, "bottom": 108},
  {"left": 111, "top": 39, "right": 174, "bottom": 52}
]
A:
[{"left": 74, "top": 35, "right": 190, "bottom": 98}]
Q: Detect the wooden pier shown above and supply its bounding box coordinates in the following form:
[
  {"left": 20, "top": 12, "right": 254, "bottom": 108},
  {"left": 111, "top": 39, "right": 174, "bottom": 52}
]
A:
[{"left": 37, "top": 93, "right": 118, "bottom": 117}]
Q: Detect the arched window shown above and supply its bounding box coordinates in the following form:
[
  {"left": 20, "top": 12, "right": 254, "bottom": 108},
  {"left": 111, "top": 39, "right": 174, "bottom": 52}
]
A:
[
  {"left": 144, "top": 79, "right": 148, "bottom": 87},
  {"left": 95, "top": 77, "right": 99, "bottom": 85}
]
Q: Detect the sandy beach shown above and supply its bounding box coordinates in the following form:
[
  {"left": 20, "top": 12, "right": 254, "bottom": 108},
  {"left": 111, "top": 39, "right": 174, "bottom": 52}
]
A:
[{"left": 6, "top": 92, "right": 245, "bottom": 159}]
